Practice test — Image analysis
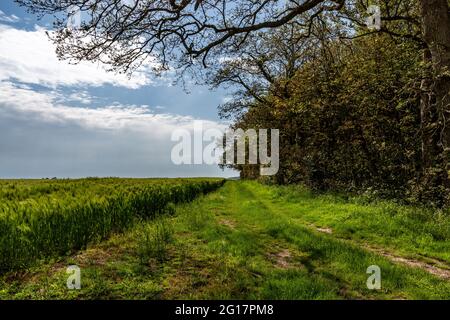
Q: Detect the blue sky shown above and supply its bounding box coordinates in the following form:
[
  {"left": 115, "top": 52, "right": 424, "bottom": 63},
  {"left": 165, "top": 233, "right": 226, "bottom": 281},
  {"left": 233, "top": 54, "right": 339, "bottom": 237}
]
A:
[{"left": 0, "top": 1, "right": 236, "bottom": 178}]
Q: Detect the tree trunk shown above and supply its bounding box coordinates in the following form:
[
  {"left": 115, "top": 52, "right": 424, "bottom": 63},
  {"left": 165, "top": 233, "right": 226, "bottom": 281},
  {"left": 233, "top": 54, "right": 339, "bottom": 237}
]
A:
[{"left": 418, "top": 0, "right": 450, "bottom": 205}]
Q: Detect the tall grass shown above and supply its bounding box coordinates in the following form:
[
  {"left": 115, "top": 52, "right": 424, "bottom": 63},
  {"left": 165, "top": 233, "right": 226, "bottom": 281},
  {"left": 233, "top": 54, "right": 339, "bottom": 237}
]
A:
[
  {"left": 136, "top": 216, "right": 174, "bottom": 264},
  {"left": 0, "top": 178, "right": 225, "bottom": 272}
]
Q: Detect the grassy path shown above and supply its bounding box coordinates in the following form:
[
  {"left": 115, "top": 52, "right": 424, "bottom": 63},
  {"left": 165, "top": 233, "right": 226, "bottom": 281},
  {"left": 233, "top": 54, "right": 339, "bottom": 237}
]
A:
[
  {"left": 244, "top": 183, "right": 450, "bottom": 279},
  {"left": 1, "top": 181, "right": 449, "bottom": 299}
]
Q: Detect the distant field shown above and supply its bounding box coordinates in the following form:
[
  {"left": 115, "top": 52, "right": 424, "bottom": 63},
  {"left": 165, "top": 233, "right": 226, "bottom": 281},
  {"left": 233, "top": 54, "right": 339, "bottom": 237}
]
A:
[
  {"left": 0, "top": 178, "right": 225, "bottom": 271},
  {"left": 1, "top": 180, "right": 449, "bottom": 300}
]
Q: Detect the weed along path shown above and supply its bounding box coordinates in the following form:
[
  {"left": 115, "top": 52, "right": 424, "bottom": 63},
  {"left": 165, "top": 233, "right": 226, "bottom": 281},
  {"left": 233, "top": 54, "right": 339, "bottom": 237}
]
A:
[{"left": 1, "top": 181, "right": 449, "bottom": 299}]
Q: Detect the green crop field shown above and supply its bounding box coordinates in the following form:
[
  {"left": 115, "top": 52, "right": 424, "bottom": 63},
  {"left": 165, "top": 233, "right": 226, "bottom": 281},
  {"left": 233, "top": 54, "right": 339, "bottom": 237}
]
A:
[
  {"left": 1, "top": 180, "right": 449, "bottom": 300},
  {"left": 0, "top": 178, "right": 225, "bottom": 272}
]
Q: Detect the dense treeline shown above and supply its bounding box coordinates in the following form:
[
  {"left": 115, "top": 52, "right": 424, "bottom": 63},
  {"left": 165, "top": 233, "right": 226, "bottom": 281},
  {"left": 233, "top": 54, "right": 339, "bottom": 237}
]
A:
[
  {"left": 0, "top": 178, "right": 225, "bottom": 272},
  {"left": 227, "top": 34, "right": 426, "bottom": 202},
  {"left": 218, "top": 4, "right": 449, "bottom": 207}
]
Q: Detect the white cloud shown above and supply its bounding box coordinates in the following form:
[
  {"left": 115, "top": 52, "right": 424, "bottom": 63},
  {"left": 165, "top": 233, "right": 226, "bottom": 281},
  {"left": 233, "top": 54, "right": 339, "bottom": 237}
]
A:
[
  {"left": 0, "top": 24, "right": 154, "bottom": 89},
  {"left": 0, "top": 81, "right": 223, "bottom": 133},
  {"left": 0, "top": 23, "right": 235, "bottom": 178},
  {"left": 66, "top": 91, "right": 94, "bottom": 105},
  {"left": 0, "top": 80, "right": 234, "bottom": 178},
  {"left": 0, "top": 10, "right": 20, "bottom": 23}
]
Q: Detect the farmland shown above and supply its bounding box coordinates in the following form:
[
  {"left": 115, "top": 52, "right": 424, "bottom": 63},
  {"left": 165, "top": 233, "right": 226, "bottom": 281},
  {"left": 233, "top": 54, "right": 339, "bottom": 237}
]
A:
[
  {"left": 0, "top": 178, "right": 225, "bottom": 272},
  {"left": 1, "top": 180, "right": 449, "bottom": 299}
]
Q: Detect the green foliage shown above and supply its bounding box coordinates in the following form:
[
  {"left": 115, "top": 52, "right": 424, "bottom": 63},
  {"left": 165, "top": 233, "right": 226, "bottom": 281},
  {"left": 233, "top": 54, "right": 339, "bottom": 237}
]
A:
[
  {"left": 0, "top": 178, "right": 224, "bottom": 272},
  {"left": 230, "top": 34, "right": 429, "bottom": 203}
]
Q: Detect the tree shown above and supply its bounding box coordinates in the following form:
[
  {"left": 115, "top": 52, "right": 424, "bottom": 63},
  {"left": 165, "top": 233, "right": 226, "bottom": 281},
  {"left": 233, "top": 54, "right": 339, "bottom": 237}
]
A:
[
  {"left": 416, "top": 0, "right": 450, "bottom": 205},
  {"left": 227, "top": 33, "right": 422, "bottom": 193},
  {"left": 209, "top": 21, "right": 327, "bottom": 120},
  {"left": 16, "top": 0, "right": 345, "bottom": 73}
]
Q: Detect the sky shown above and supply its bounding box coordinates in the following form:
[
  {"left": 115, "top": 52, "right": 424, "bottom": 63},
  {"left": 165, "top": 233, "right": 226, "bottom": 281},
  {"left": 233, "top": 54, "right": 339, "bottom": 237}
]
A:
[{"left": 0, "top": 1, "right": 237, "bottom": 178}]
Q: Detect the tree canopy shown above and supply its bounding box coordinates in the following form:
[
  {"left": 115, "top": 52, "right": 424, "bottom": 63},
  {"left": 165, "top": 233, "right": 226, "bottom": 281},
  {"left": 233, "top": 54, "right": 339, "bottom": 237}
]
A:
[{"left": 16, "top": 1, "right": 419, "bottom": 73}]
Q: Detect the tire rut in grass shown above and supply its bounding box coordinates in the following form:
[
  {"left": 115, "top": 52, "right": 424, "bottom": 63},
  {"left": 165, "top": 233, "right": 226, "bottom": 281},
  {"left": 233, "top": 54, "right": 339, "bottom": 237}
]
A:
[
  {"left": 311, "top": 223, "right": 450, "bottom": 280},
  {"left": 243, "top": 182, "right": 450, "bottom": 289}
]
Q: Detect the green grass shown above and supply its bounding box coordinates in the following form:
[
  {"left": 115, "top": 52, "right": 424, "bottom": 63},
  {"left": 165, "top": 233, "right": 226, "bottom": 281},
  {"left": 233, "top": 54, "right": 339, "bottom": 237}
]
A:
[
  {"left": 267, "top": 184, "right": 450, "bottom": 264},
  {"left": 1, "top": 180, "right": 449, "bottom": 300}
]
